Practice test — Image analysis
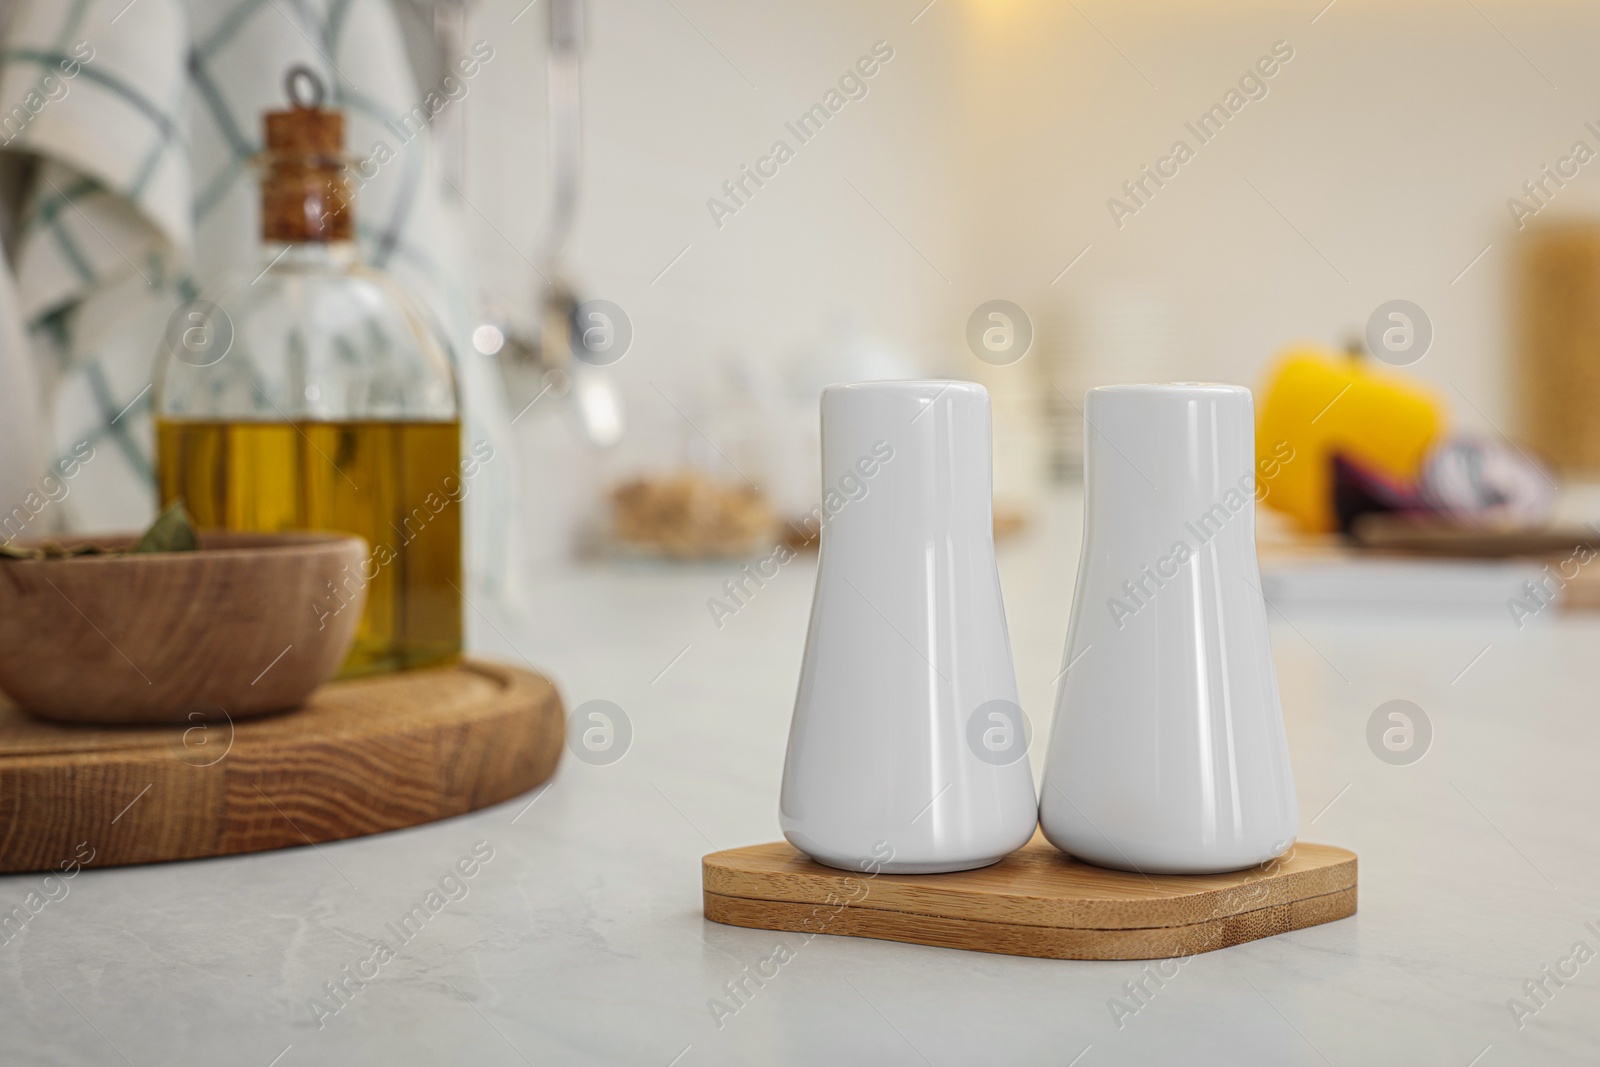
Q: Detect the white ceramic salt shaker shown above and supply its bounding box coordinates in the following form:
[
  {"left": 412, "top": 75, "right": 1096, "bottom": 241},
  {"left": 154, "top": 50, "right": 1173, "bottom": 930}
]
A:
[
  {"left": 1039, "top": 383, "right": 1299, "bottom": 874},
  {"left": 780, "top": 381, "right": 1038, "bottom": 874}
]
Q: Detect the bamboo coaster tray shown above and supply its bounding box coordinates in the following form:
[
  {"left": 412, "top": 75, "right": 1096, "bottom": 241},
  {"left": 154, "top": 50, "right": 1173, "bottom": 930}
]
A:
[
  {"left": 703, "top": 832, "right": 1356, "bottom": 960},
  {"left": 0, "top": 659, "right": 562, "bottom": 872}
]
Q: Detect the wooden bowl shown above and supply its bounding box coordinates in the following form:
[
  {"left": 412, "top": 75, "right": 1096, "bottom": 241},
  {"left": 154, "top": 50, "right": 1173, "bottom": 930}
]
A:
[{"left": 0, "top": 531, "right": 366, "bottom": 724}]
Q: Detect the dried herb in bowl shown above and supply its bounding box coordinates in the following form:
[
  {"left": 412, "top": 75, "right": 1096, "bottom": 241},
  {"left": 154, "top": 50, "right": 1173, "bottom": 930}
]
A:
[{"left": 0, "top": 501, "right": 201, "bottom": 560}]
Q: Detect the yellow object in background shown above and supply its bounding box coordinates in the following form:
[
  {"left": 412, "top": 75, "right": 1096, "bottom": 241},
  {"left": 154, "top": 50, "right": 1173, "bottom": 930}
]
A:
[{"left": 1257, "top": 347, "right": 1445, "bottom": 533}]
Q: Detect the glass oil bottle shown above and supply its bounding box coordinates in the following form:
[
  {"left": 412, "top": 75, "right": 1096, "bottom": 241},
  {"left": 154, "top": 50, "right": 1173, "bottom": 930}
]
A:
[{"left": 156, "top": 69, "right": 462, "bottom": 676}]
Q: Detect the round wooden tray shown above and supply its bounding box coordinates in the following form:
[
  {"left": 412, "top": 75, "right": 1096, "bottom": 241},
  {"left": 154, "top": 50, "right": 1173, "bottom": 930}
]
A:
[{"left": 0, "top": 659, "right": 563, "bottom": 872}]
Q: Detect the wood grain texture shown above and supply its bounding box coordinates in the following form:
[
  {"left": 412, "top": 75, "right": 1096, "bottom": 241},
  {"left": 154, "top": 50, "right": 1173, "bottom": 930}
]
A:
[
  {"left": 0, "top": 659, "right": 562, "bottom": 872},
  {"left": 0, "top": 531, "right": 366, "bottom": 722},
  {"left": 703, "top": 833, "right": 1356, "bottom": 960}
]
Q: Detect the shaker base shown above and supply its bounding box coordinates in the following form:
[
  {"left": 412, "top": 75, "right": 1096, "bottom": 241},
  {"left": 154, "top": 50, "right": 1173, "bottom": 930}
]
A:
[
  {"left": 807, "top": 853, "right": 1011, "bottom": 876},
  {"left": 1040, "top": 830, "right": 1298, "bottom": 876}
]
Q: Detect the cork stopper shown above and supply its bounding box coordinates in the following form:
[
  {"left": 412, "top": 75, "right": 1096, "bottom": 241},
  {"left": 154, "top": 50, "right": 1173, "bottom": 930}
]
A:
[{"left": 260, "top": 66, "right": 351, "bottom": 243}]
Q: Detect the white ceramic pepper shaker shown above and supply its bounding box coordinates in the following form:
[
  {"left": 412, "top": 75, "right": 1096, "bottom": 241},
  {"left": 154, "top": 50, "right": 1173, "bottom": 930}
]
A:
[
  {"left": 780, "top": 381, "right": 1038, "bottom": 874},
  {"left": 1039, "top": 383, "right": 1299, "bottom": 874}
]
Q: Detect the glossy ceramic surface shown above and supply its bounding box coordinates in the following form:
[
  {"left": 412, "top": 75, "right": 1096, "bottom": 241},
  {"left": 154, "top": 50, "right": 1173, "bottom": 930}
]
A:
[
  {"left": 780, "top": 381, "right": 1038, "bottom": 874},
  {"left": 1039, "top": 383, "right": 1299, "bottom": 874}
]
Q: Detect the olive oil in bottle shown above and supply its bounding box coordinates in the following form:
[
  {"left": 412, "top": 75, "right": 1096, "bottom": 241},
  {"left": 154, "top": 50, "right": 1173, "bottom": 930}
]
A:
[
  {"left": 155, "top": 69, "right": 463, "bottom": 676},
  {"left": 157, "top": 419, "right": 462, "bottom": 675}
]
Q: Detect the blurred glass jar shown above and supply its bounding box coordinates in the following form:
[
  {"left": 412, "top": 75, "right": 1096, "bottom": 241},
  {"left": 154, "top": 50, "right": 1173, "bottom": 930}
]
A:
[
  {"left": 155, "top": 70, "right": 462, "bottom": 676},
  {"left": 602, "top": 366, "right": 780, "bottom": 560}
]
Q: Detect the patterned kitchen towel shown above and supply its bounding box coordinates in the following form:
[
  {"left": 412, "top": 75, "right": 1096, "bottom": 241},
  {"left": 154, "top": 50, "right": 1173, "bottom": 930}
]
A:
[{"left": 0, "top": 0, "right": 524, "bottom": 621}]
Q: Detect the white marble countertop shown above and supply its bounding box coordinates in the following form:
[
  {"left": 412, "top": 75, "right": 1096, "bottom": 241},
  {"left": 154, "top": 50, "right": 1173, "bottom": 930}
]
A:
[{"left": 6, "top": 494, "right": 1599, "bottom": 1066}]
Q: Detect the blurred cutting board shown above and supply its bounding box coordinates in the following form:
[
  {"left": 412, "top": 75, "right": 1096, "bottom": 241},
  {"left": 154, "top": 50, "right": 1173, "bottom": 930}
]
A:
[
  {"left": 1351, "top": 514, "right": 1600, "bottom": 560},
  {"left": 1258, "top": 515, "right": 1600, "bottom": 613}
]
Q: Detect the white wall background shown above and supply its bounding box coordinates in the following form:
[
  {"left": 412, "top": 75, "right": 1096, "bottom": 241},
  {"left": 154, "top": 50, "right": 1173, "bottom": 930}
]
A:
[{"left": 451, "top": 0, "right": 1600, "bottom": 554}]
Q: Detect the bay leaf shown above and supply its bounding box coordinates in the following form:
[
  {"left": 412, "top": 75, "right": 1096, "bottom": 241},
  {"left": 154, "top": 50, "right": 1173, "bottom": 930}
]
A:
[
  {"left": 133, "top": 501, "right": 200, "bottom": 554},
  {"left": 0, "top": 501, "right": 200, "bottom": 559}
]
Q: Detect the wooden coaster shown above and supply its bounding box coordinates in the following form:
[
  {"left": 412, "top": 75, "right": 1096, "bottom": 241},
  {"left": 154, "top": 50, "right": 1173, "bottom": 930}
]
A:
[
  {"left": 0, "top": 659, "right": 563, "bottom": 872},
  {"left": 704, "top": 832, "right": 1356, "bottom": 960}
]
